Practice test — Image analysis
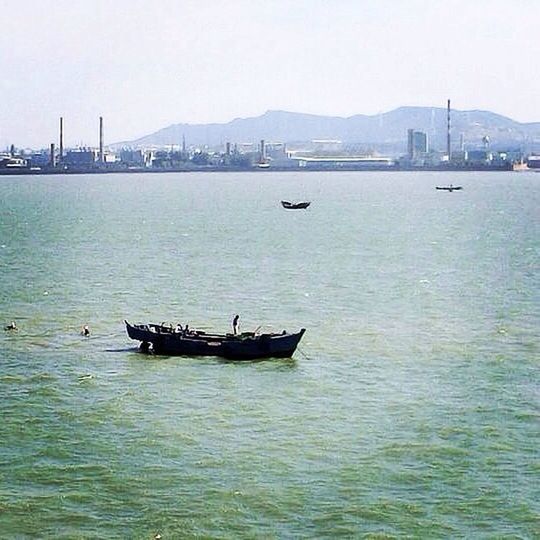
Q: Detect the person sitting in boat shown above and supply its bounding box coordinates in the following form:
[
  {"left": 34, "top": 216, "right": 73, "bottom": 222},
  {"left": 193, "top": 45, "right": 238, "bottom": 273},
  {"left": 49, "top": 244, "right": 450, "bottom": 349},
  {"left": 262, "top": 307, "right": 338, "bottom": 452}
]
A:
[
  {"left": 232, "top": 314, "right": 239, "bottom": 335},
  {"left": 5, "top": 321, "right": 17, "bottom": 331},
  {"left": 81, "top": 325, "right": 90, "bottom": 337}
]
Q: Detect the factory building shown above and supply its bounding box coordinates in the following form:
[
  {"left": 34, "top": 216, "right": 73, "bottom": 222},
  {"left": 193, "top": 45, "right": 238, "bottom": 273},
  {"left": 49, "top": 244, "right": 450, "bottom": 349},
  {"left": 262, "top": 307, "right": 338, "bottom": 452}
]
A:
[
  {"left": 119, "top": 149, "right": 146, "bottom": 167},
  {"left": 64, "top": 149, "right": 97, "bottom": 166},
  {"left": 407, "top": 129, "right": 428, "bottom": 159}
]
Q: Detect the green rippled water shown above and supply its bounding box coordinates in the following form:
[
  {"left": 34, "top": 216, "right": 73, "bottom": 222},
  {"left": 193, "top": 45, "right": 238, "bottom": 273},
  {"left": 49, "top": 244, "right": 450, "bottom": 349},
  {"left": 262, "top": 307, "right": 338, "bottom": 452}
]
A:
[{"left": 0, "top": 171, "right": 538, "bottom": 538}]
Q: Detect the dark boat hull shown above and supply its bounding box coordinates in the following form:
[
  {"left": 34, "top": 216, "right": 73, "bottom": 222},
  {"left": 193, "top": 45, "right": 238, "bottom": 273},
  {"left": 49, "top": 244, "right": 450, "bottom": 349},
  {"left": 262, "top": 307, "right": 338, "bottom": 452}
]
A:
[
  {"left": 281, "top": 201, "right": 311, "bottom": 209},
  {"left": 125, "top": 321, "right": 305, "bottom": 360},
  {"left": 436, "top": 186, "right": 462, "bottom": 191}
]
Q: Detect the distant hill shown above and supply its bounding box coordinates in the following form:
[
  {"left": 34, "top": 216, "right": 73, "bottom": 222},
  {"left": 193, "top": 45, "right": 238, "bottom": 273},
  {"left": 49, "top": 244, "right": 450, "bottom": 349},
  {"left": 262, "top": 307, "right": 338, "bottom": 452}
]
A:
[{"left": 114, "top": 107, "right": 540, "bottom": 151}]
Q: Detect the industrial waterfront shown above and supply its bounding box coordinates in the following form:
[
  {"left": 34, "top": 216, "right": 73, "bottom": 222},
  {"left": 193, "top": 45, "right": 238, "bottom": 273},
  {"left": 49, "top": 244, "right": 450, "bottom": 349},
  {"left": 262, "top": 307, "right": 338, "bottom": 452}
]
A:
[
  {"left": 1, "top": 171, "right": 538, "bottom": 537},
  {"left": 2, "top": 102, "right": 540, "bottom": 175}
]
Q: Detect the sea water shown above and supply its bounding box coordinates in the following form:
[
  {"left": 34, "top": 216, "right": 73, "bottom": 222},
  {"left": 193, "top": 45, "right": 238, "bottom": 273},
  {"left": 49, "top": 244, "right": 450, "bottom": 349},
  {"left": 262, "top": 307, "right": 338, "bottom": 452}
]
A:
[{"left": 0, "top": 171, "right": 538, "bottom": 537}]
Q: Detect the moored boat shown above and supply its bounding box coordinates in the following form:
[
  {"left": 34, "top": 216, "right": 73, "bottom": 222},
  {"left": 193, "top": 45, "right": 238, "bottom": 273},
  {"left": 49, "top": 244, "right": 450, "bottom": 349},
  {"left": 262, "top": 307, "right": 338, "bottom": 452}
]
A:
[
  {"left": 125, "top": 321, "right": 306, "bottom": 360},
  {"left": 281, "top": 200, "right": 311, "bottom": 209}
]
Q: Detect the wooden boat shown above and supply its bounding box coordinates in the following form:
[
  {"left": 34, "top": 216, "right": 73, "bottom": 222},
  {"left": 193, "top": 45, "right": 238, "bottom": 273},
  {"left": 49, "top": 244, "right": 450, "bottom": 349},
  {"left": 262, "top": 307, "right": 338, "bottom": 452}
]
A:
[
  {"left": 436, "top": 185, "right": 463, "bottom": 192},
  {"left": 281, "top": 200, "right": 311, "bottom": 209},
  {"left": 125, "top": 321, "right": 306, "bottom": 360}
]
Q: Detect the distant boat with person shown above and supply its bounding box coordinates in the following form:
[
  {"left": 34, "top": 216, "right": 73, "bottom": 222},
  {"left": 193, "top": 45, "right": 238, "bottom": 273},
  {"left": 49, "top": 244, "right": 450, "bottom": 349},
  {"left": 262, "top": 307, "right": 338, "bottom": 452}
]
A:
[
  {"left": 281, "top": 200, "right": 311, "bottom": 209},
  {"left": 436, "top": 184, "right": 463, "bottom": 192}
]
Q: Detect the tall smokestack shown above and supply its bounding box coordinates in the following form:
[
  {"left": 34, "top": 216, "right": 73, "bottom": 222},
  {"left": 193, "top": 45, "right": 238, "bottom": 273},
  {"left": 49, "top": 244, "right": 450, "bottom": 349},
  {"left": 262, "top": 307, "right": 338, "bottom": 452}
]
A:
[
  {"left": 447, "top": 99, "right": 451, "bottom": 160},
  {"left": 99, "top": 116, "right": 104, "bottom": 163},
  {"left": 59, "top": 117, "right": 64, "bottom": 163}
]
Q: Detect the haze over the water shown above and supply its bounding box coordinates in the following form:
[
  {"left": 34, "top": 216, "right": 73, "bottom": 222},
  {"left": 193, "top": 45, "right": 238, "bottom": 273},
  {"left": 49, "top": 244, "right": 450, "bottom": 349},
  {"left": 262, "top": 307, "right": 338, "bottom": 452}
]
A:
[{"left": 1, "top": 0, "right": 539, "bottom": 149}]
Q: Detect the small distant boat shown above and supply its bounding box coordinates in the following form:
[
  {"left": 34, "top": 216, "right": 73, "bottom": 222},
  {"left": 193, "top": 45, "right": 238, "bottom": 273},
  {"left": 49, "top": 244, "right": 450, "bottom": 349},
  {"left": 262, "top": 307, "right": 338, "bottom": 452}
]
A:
[
  {"left": 281, "top": 200, "right": 311, "bottom": 209},
  {"left": 125, "top": 321, "right": 306, "bottom": 360},
  {"left": 436, "top": 185, "right": 463, "bottom": 192}
]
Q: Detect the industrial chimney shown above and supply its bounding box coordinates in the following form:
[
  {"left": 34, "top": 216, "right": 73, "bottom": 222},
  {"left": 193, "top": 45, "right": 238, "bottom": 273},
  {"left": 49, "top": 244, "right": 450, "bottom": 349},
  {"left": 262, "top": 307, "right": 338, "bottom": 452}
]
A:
[
  {"left": 50, "top": 143, "right": 56, "bottom": 168},
  {"left": 447, "top": 99, "right": 451, "bottom": 160},
  {"left": 59, "top": 117, "right": 64, "bottom": 164},
  {"left": 99, "top": 116, "right": 104, "bottom": 163}
]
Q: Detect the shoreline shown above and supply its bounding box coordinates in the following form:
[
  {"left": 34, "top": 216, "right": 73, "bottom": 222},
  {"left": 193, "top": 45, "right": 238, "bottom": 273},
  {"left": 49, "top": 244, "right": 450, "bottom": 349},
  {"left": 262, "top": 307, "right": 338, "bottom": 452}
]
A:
[{"left": 0, "top": 165, "right": 526, "bottom": 177}]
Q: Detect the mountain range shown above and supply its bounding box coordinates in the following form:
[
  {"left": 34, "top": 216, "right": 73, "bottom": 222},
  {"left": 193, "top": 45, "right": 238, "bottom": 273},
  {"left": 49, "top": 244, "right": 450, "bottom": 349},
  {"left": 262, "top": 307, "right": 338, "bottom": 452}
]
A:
[{"left": 115, "top": 107, "right": 540, "bottom": 152}]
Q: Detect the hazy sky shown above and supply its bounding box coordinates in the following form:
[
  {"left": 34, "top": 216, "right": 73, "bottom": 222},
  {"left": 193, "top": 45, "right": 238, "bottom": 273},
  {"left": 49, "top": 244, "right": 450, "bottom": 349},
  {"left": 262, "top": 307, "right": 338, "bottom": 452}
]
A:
[{"left": 1, "top": 0, "right": 539, "bottom": 148}]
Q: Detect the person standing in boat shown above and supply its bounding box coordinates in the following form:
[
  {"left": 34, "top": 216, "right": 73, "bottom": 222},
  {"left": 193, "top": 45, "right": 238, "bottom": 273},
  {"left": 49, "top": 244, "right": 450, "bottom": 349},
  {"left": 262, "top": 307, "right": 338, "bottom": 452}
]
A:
[{"left": 232, "top": 314, "right": 239, "bottom": 335}]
